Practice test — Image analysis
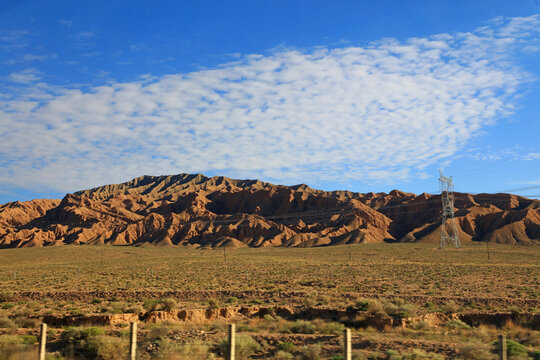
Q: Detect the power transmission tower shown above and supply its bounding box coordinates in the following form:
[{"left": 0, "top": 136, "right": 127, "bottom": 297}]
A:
[{"left": 439, "top": 170, "right": 460, "bottom": 248}]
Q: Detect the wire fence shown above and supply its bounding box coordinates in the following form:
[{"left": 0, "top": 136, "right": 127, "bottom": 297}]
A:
[{"left": 1, "top": 322, "right": 512, "bottom": 360}]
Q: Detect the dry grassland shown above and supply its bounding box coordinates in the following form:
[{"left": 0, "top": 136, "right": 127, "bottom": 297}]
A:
[
  {"left": 1, "top": 243, "right": 538, "bottom": 301},
  {"left": 0, "top": 243, "right": 539, "bottom": 359}
]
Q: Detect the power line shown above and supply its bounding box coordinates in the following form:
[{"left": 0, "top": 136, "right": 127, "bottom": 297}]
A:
[{"left": 438, "top": 170, "right": 460, "bottom": 249}]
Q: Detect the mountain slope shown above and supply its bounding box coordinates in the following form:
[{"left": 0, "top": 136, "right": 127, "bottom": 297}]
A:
[{"left": 0, "top": 174, "right": 538, "bottom": 248}]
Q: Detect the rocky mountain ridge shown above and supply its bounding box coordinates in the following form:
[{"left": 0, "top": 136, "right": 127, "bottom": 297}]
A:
[{"left": 0, "top": 173, "right": 538, "bottom": 248}]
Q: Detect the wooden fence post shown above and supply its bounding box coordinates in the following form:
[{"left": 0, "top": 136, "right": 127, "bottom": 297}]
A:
[
  {"left": 130, "top": 322, "right": 137, "bottom": 360},
  {"left": 498, "top": 334, "right": 507, "bottom": 360},
  {"left": 39, "top": 323, "right": 47, "bottom": 360},
  {"left": 344, "top": 328, "right": 352, "bottom": 360},
  {"left": 228, "top": 324, "right": 236, "bottom": 360}
]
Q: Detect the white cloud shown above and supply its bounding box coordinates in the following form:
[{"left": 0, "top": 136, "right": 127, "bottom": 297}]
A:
[
  {"left": 516, "top": 152, "right": 540, "bottom": 161},
  {"left": 0, "top": 29, "right": 31, "bottom": 52},
  {"left": 471, "top": 152, "right": 503, "bottom": 161},
  {"left": 129, "top": 43, "right": 148, "bottom": 52},
  {"left": 76, "top": 31, "right": 96, "bottom": 38},
  {"left": 0, "top": 16, "right": 539, "bottom": 193},
  {"left": 6, "top": 68, "right": 41, "bottom": 83},
  {"left": 469, "top": 148, "right": 540, "bottom": 162},
  {"left": 59, "top": 20, "right": 73, "bottom": 28},
  {"left": 4, "top": 53, "right": 58, "bottom": 65}
]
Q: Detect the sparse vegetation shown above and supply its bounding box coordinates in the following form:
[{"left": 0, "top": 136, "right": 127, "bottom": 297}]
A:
[
  {"left": 218, "top": 333, "right": 260, "bottom": 359},
  {"left": 386, "top": 348, "right": 444, "bottom": 359},
  {"left": 290, "top": 320, "right": 317, "bottom": 334},
  {"left": 298, "top": 344, "right": 322, "bottom": 360},
  {"left": 160, "top": 298, "right": 177, "bottom": 311},
  {"left": 276, "top": 341, "right": 295, "bottom": 352},
  {"left": 0, "top": 243, "right": 538, "bottom": 358},
  {"left": 445, "top": 319, "right": 471, "bottom": 330},
  {"left": 0, "top": 335, "right": 28, "bottom": 360},
  {"left": 0, "top": 244, "right": 536, "bottom": 305},
  {"left": 494, "top": 338, "right": 529, "bottom": 359},
  {"left": 208, "top": 298, "right": 219, "bottom": 309}
]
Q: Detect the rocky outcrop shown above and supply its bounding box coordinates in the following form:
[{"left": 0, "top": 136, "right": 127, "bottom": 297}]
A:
[
  {"left": 34, "top": 306, "right": 540, "bottom": 330},
  {"left": 0, "top": 173, "right": 538, "bottom": 248}
]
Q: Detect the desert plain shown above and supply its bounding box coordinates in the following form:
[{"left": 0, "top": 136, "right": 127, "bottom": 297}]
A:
[
  {"left": 0, "top": 243, "right": 539, "bottom": 359},
  {"left": 0, "top": 174, "right": 539, "bottom": 359}
]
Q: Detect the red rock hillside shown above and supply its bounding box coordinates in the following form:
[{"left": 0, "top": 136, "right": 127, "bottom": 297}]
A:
[{"left": 0, "top": 173, "right": 538, "bottom": 248}]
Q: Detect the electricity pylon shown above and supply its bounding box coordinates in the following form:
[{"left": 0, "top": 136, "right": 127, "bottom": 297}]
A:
[{"left": 439, "top": 170, "right": 460, "bottom": 248}]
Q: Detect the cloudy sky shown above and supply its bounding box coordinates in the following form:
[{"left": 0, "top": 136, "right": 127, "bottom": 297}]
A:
[{"left": 1, "top": 1, "right": 540, "bottom": 203}]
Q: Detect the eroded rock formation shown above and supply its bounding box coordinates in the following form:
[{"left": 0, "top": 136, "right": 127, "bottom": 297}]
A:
[{"left": 0, "top": 173, "right": 538, "bottom": 248}]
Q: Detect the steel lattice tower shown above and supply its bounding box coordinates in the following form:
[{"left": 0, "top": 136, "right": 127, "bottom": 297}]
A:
[{"left": 439, "top": 170, "right": 460, "bottom": 248}]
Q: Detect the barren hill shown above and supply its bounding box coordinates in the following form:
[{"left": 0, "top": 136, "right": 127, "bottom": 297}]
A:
[{"left": 0, "top": 173, "right": 539, "bottom": 248}]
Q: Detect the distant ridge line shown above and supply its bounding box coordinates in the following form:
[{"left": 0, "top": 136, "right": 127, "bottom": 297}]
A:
[{"left": 1, "top": 173, "right": 538, "bottom": 248}]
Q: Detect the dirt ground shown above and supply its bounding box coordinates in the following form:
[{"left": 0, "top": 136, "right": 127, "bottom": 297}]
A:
[{"left": 0, "top": 243, "right": 539, "bottom": 359}]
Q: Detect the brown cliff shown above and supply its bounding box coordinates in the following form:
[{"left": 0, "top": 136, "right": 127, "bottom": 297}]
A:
[{"left": 0, "top": 173, "right": 538, "bottom": 248}]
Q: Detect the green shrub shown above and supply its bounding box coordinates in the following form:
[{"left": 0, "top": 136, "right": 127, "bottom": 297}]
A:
[
  {"left": 160, "top": 298, "right": 177, "bottom": 311},
  {"left": 236, "top": 334, "right": 261, "bottom": 359},
  {"left": 384, "top": 300, "right": 417, "bottom": 318},
  {"left": 60, "top": 326, "right": 82, "bottom": 344},
  {"left": 386, "top": 349, "right": 402, "bottom": 360},
  {"left": 298, "top": 344, "right": 322, "bottom": 360},
  {"left": 313, "top": 320, "right": 345, "bottom": 335},
  {"left": 505, "top": 339, "right": 528, "bottom": 358},
  {"left": 531, "top": 350, "right": 540, "bottom": 360},
  {"left": 458, "top": 343, "right": 497, "bottom": 360},
  {"left": 124, "top": 303, "right": 144, "bottom": 313},
  {"left": 445, "top": 319, "right": 471, "bottom": 330},
  {"left": 442, "top": 300, "right": 460, "bottom": 314},
  {"left": 0, "top": 316, "right": 14, "bottom": 328},
  {"left": 411, "top": 321, "right": 430, "bottom": 331},
  {"left": 349, "top": 298, "right": 387, "bottom": 316},
  {"left": 218, "top": 334, "right": 260, "bottom": 359},
  {"left": 0, "top": 335, "right": 26, "bottom": 360},
  {"left": 349, "top": 299, "right": 370, "bottom": 312},
  {"left": 208, "top": 298, "right": 219, "bottom": 309},
  {"left": 82, "top": 327, "right": 105, "bottom": 338},
  {"left": 107, "top": 301, "right": 127, "bottom": 314},
  {"left": 143, "top": 298, "right": 160, "bottom": 311},
  {"left": 152, "top": 337, "right": 182, "bottom": 358},
  {"left": 290, "top": 320, "right": 316, "bottom": 334},
  {"left": 367, "top": 299, "right": 387, "bottom": 316},
  {"left": 146, "top": 324, "right": 171, "bottom": 341},
  {"left": 226, "top": 296, "right": 238, "bottom": 303},
  {"left": 70, "top": 308, "right": 84, "bottom": 316},
  {"left": 21, "top": 334, "right": 37, "bottom": 344},
  {"left": 59, "top": 326, "right": 106, "bottom": 358},
  {"left": 91, "top": 335, "right": 128, "bottom": 360},
  {"left": 276, "top": 341, "right": 295, "bottom": 352},
  {"left": 273, "top": 350, "right": 294, "bottom": 359},
  {"left": 236, "top": 323, "right": 256, "bottom": 332}
]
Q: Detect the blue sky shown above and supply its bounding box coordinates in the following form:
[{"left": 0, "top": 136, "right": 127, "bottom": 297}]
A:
[{"left": 1, "top": 0, "right": 540, "bottom": 203}]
